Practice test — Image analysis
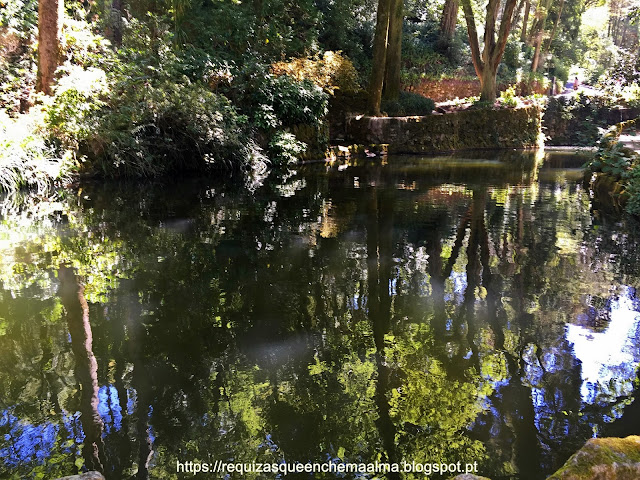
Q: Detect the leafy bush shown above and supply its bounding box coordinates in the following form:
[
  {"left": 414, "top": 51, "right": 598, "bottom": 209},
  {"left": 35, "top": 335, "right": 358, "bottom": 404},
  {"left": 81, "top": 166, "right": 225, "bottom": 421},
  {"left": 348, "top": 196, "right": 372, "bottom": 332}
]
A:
[
  {"left": 584, "top": 121, "right": 640, "bottom": 217},
  {"left": 0, "top": 109, "right": 68, "bottom": 193},
  {"left": 497, "top": 40, "right": 524, "bottom": 86},
  {"left": 252, "top": 74, "right": 329, "bottom": 129},
  {"left": 42, "top": 23, "right": 265, "bottom": 179},
  {"left": 499, "top": 85, "right": 518, "bottom": 108},
  {"left": 0, "top": 0, "right": 37, "bottom": 113},
  {"left": 45, "top": 65, "right": 108, "bottom": 149},
  {"left": 268, "top": 131, "right": 307, "bottom": 166},
  {"left": 82, "top": 80, "right": 258, "bottom": 178},
  {"left": 401, "top": 17, "right": 471, "bottom": 88},
  {"left": 624, "top": 165, "right": 640, "bottom": 216},
  {"left": 381, "top": 91, "right": 434, "bottom": 116},
  {"left": 271, "top": 51, "right": 361, "bottom": 95},
  {"left": 544, "top": 92, "right": 621, "bottom": 146}
]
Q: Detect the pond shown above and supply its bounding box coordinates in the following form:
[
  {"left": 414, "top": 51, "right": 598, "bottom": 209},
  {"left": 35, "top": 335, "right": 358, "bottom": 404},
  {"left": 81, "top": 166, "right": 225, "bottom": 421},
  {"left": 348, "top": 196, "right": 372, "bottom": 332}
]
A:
[{"left": 1, "top": 151, "right": 640, "bottom": 480}]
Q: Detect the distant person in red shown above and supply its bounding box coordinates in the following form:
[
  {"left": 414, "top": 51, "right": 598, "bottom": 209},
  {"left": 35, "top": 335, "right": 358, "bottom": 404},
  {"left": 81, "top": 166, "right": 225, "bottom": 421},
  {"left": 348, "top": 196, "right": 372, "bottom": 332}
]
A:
[{"left": 574, "top": 76, "right": 579, "bottom": 91}]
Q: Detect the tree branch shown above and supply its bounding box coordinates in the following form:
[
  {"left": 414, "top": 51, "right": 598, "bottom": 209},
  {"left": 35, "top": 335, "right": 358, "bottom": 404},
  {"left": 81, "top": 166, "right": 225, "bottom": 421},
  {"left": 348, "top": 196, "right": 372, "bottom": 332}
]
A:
[
  {"left": 493, "top": 0, "right": 519, "bottom": 68},
  {"left": 461, "top": 0, "right": 484, "bottom": 78}
]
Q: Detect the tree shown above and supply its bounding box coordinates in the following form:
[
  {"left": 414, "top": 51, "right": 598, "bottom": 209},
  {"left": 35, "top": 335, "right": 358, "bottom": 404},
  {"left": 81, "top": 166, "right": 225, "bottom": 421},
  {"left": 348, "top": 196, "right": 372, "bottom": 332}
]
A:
[
  {"left": 36, "top": 0, "right": 64, "bottom": 95},
  {"left": 384, "top": 0, "right": 403, "bottom": 102},
  {"left": 461, "top": 0, "right": 520, "bottom": 101},
  {"left": 368, "top": 0, "right": 392, "bottom": 115},
  {"left": 528, "top": 0, "right": 552, "bottom": 72},
  {"left": 440, "top": 0, "right": 460, "bottom": 41},
  {"left": 368, "top": 0, "right": 403, "bottom": 114},
  {"left": 520, "top": 0, "right": 532, "bottom": 41}
]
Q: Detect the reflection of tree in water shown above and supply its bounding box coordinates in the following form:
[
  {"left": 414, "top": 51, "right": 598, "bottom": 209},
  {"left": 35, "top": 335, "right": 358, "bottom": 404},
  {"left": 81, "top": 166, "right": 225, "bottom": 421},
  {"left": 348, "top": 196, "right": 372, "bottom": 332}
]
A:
[
  {"left": 58, "top": 266, "right": 106, "bottom": 474},
  {"left": 1, "top": 160, "right": 640, "bottom": 479}
]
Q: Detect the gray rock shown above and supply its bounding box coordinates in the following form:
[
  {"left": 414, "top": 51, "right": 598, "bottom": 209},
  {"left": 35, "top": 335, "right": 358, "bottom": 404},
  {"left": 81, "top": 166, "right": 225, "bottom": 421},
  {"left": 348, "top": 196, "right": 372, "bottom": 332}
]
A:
[
  {"left": 547, "top": 436, "right": 640, "bottom": 480},
  {"left": 54, "top": 472, "right": 105, "bottom": 480}
]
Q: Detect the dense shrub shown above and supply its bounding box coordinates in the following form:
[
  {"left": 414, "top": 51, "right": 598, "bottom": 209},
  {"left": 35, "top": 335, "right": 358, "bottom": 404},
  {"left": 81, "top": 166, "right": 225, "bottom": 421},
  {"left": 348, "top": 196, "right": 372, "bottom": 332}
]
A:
[
  {"left": 83, "top": 81, "right": 258, "bottom": 178},
  {"left": 251, "top": 74, "right": 329, "bottom": 129},
  {"left": 543, "top": 93, "right": 627, "bottom": 146},
  {"left": 0, "top": 109, "right": 68, "bottom": 193},
  {"left": 585, "top": 121, "right": 640, "bottom": 217},
  {"left": 381, "top": 91, "right": 435, "bottom": 116},
  {"left": 271, "top": 51, "right": 361, "bottom": 95},
  {"left": 268, "top": 131, "right": 307, "bottom": 166},
  {"left": 401, "top": 18, "right": 471, "bottom": 89},
  {"left": 42, "top": 21, "right": 267, "bottom": 179}
]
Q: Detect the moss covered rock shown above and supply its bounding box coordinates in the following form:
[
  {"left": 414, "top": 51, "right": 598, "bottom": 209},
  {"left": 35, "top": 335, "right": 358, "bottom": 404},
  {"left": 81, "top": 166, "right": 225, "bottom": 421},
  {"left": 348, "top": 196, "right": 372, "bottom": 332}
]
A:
[
  {"left": 590, "top": 172, "right": 629, "bottom": 214},
  {"left": 451, "top": 474, "right": 492, "bottom": 480},
  {"left": 547, "top": 436, "right": 640, "bottom": 480}
]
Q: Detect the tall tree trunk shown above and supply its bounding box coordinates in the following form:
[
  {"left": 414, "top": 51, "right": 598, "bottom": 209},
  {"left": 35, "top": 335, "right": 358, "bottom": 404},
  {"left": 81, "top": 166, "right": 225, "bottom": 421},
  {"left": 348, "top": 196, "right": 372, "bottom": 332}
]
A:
[
  {"left": 520, "top": 0, "right": 531, "bottom": 42},
  {"left": 461, "top": 0, "right": 518, "bottom": 102},
  {"left": 480, "top": 61, "right": 498, "bottom": 100},
  {"left": 37, "top": 0, "right": 64, "bottom": 95},
  {"left": 541, "top": 0, "right": 564, "bottom": 59},
  {"left": 528, "top": 0, "right": 551, "bottom": 71},
  {"left": 368, "top": 0, "right": 392, "bottom": 115},
  {"left": 530, "top": 30, "right": 543, "bottom": 72},
  {"left": 510, "top": 0, "right": 526, "bottom": 33},
  {"left": 383, "top": 0, "right": 403, "bottom": 102},
  {"left": 440, "top": 0, "right": 460, "bottom": 40}
]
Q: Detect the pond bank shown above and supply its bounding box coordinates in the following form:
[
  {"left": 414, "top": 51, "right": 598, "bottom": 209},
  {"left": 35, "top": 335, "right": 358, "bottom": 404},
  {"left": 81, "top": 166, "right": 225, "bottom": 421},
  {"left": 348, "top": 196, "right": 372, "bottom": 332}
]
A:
[{"left": 343, "top": 105, "right": 542, "bottom": 154}]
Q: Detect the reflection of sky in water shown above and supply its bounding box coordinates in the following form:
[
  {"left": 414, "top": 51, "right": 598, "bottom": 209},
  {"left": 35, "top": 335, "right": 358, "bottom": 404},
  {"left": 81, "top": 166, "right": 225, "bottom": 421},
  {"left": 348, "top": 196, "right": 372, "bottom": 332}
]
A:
[
  {"left": 445, "top": 271, "right": 467, "bottom": 304},
  {"left": 0, "top": 409, "right": 82, "bottom": 467},
  {"left": 566, "top": 286, "right": 640, "bottom": 405},
  {"left": 99, "top": 385, "right": 123, "bottom": 434}
]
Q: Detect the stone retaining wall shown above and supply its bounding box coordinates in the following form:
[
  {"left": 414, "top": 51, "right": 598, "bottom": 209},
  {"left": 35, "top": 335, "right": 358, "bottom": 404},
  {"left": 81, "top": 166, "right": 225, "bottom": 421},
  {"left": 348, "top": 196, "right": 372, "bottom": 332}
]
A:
[{"left": 345, "top": 106, "right": 542, "bottom": 154}]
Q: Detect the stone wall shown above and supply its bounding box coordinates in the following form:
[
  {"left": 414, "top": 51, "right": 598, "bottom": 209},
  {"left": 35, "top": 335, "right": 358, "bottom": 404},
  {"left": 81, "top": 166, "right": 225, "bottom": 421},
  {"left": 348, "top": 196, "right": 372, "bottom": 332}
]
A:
[{"left": 345, "top": 106, "right": 542, "bottom": 154}]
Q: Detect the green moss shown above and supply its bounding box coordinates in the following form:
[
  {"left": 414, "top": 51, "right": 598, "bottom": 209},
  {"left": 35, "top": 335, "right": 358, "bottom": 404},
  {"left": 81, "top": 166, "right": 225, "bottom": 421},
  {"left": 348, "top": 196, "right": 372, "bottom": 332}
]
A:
[
  {"left": 345, "top": 106, "right": 543, "bottom": 154},
  {"left": 547, "top": 436, "right": 640, "bottom": 480}
]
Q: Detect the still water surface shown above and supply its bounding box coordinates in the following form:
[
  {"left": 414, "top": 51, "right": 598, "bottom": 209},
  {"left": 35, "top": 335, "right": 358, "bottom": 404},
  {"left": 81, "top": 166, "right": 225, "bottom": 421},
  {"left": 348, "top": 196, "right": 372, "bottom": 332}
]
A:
[{"left": 1, "top": 152, "right": 640, "bottom": 479}]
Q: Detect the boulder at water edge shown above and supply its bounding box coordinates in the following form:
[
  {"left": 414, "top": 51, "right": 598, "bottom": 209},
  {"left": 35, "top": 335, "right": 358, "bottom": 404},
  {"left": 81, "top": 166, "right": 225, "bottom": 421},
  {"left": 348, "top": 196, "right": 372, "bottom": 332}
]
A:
[
  {"left": 54, "top": 472, "right": 105, "bottom": 480},
  {"left": 451, "top": 475, "right": 492, "bottom": 480},
  {"left": 547, "top": 436, "right": 640, "bottom": 480}
]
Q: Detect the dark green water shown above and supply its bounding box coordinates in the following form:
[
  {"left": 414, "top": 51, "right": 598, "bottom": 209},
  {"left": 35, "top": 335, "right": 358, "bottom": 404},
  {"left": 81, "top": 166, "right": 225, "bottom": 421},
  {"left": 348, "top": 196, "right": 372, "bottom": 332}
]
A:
[{"left": 1, "top": 152, "right": 640, "bottom": 480}]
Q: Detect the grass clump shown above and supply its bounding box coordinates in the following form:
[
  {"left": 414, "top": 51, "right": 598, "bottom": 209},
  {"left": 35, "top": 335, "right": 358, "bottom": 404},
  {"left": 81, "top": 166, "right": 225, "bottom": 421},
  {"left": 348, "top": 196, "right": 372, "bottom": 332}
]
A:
[{"left": 0, "top": 109, "right": 69, "bottom": 194}]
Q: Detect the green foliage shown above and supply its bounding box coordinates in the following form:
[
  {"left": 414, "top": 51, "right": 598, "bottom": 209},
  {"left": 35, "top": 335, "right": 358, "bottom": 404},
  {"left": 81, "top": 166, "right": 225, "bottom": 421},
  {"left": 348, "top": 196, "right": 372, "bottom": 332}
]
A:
[
  {"left": 607, "top": 49, "right": 640, "bottom": 88},
  {"left": 0, "top": 0, "right": 37, "bottom": 39},
  {"left": 400, "top": 19, "right": 472, "bottom": 89},
  {"left": 251, "top": 74, "right": 328, "bottom": 129},
  {"left": 624, "top": 164, "right": 640, "bottom": 216},
  {"left": 497, "top": 40, "right": 525, "bottom": 85},
  {"left": 584, "top": 122, "right": 640, "bottom": 217},
  {"left": 381, "top": 91, "right": 435, "bottom": 116},
  {"left": 87, "top": 80, "right": 256, "bottom": 178},
  {"left": 0, "top": 0, "right": 37, "bottom": 113},
  {"left": 0, "top": 109, "right": 67, "bottom": 193},
  {"left": 579, "top": 28, "right": 618, "bottom": 85},
  {"left": 45, "top": 66, "right": 108, "bottom": 149},
  {"left": 315, "top": 0, "right": 376, "bottom": 72},
  {"left": 271, "top": 51, "right": 361, "bottom": 95},
  {"left": 544, "top": 93, "right": 623, "bottom": 146},
  {"left": 588, "top": 139, "right": 634, "bottom": 180},
  {"left": 268, "top": 131, "right": 307, "bottom": 166},
  {"left": 499, "top": 85, "right": 518, "bottom": 108}
]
